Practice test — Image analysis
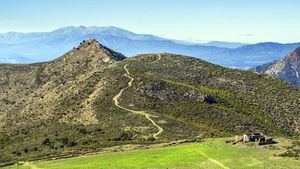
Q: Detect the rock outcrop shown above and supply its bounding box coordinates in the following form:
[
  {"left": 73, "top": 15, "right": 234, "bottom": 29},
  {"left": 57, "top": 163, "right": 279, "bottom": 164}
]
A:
[{"left": 255, "top": 47, "right": 300, "bottom": 86}]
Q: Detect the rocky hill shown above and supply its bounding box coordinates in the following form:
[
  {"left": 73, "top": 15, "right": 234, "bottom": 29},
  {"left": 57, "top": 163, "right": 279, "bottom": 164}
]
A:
[
  {"left": 254, "top": 47, "right": 300, "bottom": 86},
  {"left": 1, "top": 40, "right": 299, "bottom": 165}
]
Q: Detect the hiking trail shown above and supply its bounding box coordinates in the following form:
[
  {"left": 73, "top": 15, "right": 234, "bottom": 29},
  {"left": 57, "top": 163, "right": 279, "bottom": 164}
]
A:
[{"left": 113, "top": 64, "right": 163, "bottom": 139}]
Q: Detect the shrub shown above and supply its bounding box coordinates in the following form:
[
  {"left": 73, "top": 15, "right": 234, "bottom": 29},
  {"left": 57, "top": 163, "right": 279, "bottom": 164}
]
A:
[
  {"left": 67, "top": 141, "right": 77, "bottom": 147},
  {"left": 61, "top": 137, "right": 69, "bottom": 145},
  {"left": 114, "top": 132, "right": 132, "bottom": 141},
  {"left": 42, "top": 138, "right": 51, "bottom": 145},
  {"left": 203, "top": 94, "right": 217, "bottom": 104}
]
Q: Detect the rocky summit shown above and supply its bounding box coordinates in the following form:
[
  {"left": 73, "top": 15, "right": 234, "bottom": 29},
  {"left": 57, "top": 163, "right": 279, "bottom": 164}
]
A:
[
  {"left": 254, "top": 47, "right": 300, "bottom": 86},
  {"left": 0, "top": 40, "right": 299, "bottom": 165}
]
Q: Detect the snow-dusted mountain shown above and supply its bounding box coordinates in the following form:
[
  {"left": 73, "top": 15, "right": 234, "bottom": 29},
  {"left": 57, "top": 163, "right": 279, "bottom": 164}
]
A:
[{"left": 0, "top": 26, "right": 164, "bottom": 44}]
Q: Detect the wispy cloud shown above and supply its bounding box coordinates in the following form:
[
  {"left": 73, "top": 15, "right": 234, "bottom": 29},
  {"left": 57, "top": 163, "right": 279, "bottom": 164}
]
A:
[{"left": 239, "top": 34, "right": 255, "bottom": 37}]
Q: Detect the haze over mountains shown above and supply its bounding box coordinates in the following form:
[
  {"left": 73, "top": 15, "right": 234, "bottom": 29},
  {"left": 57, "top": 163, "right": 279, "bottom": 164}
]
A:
[
  {"left": 1, "top": 40, "right": 299, "bottom": 165},
  {"left": 1, "top": 26, "right": 300, "bottom": 68}
]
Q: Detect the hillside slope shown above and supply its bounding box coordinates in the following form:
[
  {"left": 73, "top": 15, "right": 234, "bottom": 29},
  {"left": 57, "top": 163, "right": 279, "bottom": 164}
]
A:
[
  {"left": 0, "top": 40, "right": 299, "bottom": 165},
  {"left": 254, "top": 47, "right": 300, "bottom": 86}
]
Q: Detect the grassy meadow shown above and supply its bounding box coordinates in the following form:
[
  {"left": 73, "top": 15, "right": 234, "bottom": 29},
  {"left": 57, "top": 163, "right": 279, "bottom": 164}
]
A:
[{"left": 5, "top": 138, "right": 300, "bottom": 169}]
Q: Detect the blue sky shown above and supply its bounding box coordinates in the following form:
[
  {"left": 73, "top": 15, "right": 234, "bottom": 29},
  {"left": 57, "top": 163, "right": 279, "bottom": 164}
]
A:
[{"left": 0, "top": 0, "right": 300, "bottom": 43}]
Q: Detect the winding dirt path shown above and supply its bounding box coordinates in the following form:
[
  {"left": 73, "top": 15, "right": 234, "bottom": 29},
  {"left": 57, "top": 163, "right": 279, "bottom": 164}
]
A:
[
  {"left": 24, "top": 162, "right": 40, "bottom": 169},
  {"left": 113, "top": 64, "right": 163, "bottom": 139},
  {"left": 199, "top": 152, "right": 230, "bottom": 169},
  {"left": 151, "top": 54, "right": 162, "bottom": 63}
]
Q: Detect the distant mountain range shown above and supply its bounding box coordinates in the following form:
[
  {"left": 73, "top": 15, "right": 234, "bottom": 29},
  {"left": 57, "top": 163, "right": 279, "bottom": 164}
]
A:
[
  {"left": 0, "top": 26, "right": 299, "bottom": 68},
  {"left": 254, "top": 47, "right": 300, "bottom": 86},
  {"left": 198, "top": 41, "right": 249, "bottom": 49}
]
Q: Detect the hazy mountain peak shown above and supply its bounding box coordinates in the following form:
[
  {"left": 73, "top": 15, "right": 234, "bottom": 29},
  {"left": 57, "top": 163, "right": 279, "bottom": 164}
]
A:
[
  {"left": 52, "top": 26, "right": 133, "bottom": 36},
  {"left": 200, "top": 41, "right": 249, "bottom": 48}
]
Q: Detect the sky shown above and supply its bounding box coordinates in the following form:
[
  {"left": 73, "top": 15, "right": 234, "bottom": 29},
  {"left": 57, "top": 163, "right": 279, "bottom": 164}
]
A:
[{"left": 0, "top": 0, "right": 300, "bottom": 43}]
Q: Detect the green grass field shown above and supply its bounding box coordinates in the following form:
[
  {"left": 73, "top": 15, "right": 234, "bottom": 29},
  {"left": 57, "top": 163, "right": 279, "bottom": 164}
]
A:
[{"left": 5, "top": 138, "right": 300, "bottom": 169}]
